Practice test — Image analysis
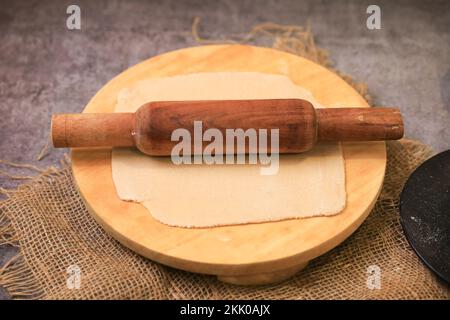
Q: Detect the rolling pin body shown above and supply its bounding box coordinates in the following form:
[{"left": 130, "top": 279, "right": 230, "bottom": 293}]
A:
[{"left": 52, "top": 99, "right": 404, "bottom": 155}]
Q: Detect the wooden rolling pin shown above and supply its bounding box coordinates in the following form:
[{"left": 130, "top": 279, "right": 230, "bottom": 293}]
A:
[{"left": 51, "top": 99, "right": 404, "bottom": 155}]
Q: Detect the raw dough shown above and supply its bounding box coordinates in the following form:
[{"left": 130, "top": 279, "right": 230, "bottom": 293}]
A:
[{"left": 112, "top": 72, "right": 346, "bottom": 227}]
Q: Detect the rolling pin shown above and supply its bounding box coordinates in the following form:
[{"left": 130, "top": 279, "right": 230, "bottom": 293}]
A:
[{"left": 51, "top": 99, "right": 404, "bottom": 155}]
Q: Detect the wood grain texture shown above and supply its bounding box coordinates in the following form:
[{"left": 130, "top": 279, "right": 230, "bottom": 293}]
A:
[
  {"left": 134, "top": 99, "right": 316, "bottom": 155},
  {"left": 53, "top": 100, "right": 403, "bottom": 155},
  {"left": 71, "top": 45, "right": 386, "bottom": 284},
  {"left": 316, "top": 107, "right": 403, "bottom": 141},
  {"left": 52, "top": 113, "right": 135, "bottom": 148}
]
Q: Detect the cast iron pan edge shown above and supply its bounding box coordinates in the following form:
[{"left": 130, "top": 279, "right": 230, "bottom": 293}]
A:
[{"left": 400, "top": 149, "right": 450, "bottom": 285}]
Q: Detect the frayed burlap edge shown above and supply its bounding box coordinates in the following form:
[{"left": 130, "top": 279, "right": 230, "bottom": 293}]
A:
[{"left": 0, "top": 158, "right": 69, "bottom": 299}]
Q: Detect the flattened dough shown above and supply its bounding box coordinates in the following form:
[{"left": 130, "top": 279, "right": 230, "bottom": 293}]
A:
[{"left": 112, "top": 72, "right": 346, "bottom": 227}]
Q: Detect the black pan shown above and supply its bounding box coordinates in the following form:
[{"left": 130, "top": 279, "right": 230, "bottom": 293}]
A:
[{"left": 400, "top": 149, "right": 450, "bottom": 284}]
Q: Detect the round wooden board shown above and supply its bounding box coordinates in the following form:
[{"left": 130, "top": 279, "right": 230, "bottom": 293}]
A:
[{"left": 71, "top": 45, "right": 386, "bottom": 285}]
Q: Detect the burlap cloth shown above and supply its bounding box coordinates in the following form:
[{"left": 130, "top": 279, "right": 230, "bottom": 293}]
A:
[{"left": 1, "top": 21, "right": 449, "bottom": 299}]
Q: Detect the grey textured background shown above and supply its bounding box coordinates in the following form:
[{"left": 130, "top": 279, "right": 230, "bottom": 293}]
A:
[{"left": 0, "top": 0, "right": 449, "bottom": 299}]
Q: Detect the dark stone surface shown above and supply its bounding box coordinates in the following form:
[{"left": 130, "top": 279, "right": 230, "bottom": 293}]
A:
[{"left": 0, "top": 0, "right": 449, "bottom": 299}]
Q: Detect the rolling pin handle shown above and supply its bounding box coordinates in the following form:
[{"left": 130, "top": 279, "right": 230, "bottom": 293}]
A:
[
  {"left": 51, "top": 113, "right": 136, "bottom": 148},
  {"left": 315, "top": 107, "right": 404, "bottom": 141}
]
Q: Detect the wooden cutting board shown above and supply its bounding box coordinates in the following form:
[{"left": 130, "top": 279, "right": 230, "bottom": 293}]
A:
[{"left": 71, "top": 45, "right": 386, "bottom": 285}]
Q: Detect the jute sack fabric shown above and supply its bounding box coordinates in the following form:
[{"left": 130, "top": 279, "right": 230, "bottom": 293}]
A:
[
  {"left": 1, "top": 140, "right": 449, "bottom": 299},
  {"left": 1, "top": 22, "right": 449, "bottom": 299}
]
